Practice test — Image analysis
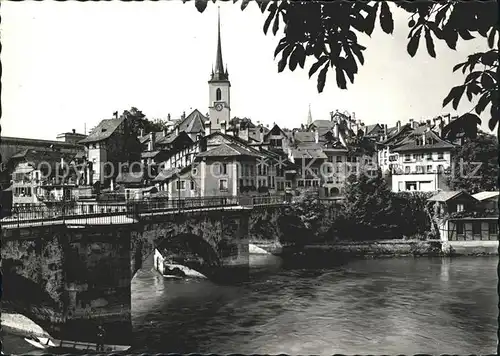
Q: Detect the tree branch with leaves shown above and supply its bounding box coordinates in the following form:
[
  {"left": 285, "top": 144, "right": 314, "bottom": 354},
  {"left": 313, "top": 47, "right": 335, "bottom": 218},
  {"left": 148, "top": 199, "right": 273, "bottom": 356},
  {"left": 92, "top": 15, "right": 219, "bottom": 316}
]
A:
[{"left": 186, "top": 0, "right": 498, "bottom": 136}]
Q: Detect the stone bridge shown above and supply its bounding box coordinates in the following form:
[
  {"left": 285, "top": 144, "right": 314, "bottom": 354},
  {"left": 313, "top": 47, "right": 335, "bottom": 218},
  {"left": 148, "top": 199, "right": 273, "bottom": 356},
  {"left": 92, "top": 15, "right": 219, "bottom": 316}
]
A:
[{"left": 1, "top": 196, "right": 287, "bottom": 345}]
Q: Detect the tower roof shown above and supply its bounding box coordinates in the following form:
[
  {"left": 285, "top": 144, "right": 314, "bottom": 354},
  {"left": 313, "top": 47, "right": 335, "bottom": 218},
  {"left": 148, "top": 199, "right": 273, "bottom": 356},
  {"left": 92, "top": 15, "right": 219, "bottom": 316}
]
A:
[
  {"left": 307, "top": 104, "right": 313, "bottom": 126},
  {"left": 211, "top": 7, "right": 228, "bottom": 81}
]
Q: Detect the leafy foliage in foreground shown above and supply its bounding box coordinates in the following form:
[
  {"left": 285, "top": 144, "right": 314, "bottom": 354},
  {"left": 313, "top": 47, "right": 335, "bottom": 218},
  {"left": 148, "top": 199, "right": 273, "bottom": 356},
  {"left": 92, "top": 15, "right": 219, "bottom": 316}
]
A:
[{"left": 186, "top": 0, "right": 499, "bottom": 136}]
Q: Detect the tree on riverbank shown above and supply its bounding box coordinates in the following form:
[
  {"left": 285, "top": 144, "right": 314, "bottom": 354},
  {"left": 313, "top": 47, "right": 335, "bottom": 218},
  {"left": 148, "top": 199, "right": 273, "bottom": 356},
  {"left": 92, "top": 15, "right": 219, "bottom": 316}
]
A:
[
  {"left": 446, "top": 131, "right": 499, "bottom": 194},
  {"left": 336, "top": 169, "right": 397, "bottom": 239},
  {"left": 188, "top": 0, "right": 498, "bottom": 136},
  {"left": 329, "top": 171, "right": 434, "bottom": 240}
]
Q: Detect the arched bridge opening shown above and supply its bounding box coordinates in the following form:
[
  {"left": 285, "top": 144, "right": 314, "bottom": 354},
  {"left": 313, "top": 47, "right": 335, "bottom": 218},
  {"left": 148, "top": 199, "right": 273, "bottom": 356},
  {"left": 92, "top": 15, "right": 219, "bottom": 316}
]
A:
[{"left": 155, "top": 233, "right": 222, "bottom": 279}]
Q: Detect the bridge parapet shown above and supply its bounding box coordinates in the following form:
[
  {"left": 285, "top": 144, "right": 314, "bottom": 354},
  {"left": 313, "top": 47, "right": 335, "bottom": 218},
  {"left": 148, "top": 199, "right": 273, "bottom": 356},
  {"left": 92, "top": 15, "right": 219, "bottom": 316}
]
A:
[{"left": 1, "top": 195, "right": 290, "bottom": 228}]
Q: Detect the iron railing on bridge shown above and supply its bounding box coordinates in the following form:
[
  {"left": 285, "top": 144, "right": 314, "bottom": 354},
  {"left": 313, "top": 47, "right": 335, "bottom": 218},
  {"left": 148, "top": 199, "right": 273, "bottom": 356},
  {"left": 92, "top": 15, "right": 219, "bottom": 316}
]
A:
[{"left": 1, "top": 195, "right": 292, "bottom": 228}]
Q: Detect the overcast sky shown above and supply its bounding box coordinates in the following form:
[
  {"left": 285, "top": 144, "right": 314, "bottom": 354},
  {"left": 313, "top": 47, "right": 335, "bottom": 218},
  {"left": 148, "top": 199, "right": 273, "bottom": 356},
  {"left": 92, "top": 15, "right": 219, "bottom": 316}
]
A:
[{"left": 1, "top": 1, "right": 492, "bottom": 140}]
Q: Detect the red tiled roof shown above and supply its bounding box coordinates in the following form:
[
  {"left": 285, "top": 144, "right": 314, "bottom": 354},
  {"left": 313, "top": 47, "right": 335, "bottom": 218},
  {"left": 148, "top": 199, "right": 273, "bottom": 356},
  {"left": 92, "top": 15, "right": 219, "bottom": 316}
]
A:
[
  {"left": 116, "top": 171, "right": 144, "bottom": 184},
  {"left": 79, "top": 117, "right": 125, "bottom": 144},
  {"left": 428, "top": 191, "right": 477, "bottom": 202},
  {"left": 176, "top": 109, "right": 207, "bottom": 134},
  {"left": 393, "top": 130, "right": 455, "bottom": 152},
  {"left": 197, "top": 143, "right": 261, "bottom": 158}
]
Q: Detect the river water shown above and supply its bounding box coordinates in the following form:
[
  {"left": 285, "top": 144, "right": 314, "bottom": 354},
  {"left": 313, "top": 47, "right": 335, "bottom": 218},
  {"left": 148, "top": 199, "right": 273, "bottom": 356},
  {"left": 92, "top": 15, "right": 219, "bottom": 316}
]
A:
[{"left": 3, "top": 254, "right": 498, "bottom": 354}]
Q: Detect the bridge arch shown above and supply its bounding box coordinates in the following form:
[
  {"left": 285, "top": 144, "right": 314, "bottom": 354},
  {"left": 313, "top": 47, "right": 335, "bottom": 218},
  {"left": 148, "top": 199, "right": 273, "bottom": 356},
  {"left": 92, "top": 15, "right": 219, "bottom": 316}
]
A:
[
  {"left": 2, "top": 268, "right": 64, "bottom": 337},
  {"left": 154, "top": 233, "right": 222, "bottom": 278}
]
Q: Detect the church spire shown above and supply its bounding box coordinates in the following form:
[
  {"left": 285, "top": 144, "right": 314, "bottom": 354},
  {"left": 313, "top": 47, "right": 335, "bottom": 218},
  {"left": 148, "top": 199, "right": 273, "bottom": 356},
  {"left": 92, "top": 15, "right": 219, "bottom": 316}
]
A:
[
  {"left": 307, "top": 104, "right": 313, "bottom": 126},
  {"left": 211, "top": 7, "right": 228, "bottom": 81}
]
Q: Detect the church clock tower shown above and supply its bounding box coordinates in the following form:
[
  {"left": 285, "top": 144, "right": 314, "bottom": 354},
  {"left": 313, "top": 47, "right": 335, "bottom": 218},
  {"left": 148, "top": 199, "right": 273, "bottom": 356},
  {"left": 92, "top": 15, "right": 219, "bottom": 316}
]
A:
[{"left": 208, "top": 8, "right": 230, "bottom": 131}]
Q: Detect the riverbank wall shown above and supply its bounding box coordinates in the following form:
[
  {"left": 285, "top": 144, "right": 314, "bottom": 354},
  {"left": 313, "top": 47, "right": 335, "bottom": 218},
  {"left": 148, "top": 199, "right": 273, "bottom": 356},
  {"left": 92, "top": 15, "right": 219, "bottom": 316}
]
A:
[
  {"left": 444, "top": 240, "right": 499, "bottom": 256},
  {"left": 281, "top": 240, "right": 442, "bottom": 258},
  {"left": 252, "top": 239, "right": 499, "bottom": 257}
]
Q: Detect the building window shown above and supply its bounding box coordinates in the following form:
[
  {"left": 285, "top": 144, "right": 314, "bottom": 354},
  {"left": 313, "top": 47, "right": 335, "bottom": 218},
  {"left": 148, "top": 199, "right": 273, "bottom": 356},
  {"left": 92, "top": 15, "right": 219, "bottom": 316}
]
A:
[
  {"left": 427, "top": 165, "right": 433, "bottom": 173},
  {"left": 456, "top": 204, "right": 464, "bottom": 212},
  {"left": 426, "top": 153, "right": 432, "bottom": 160},
  {"left": 305, "top": 180, "right": 312, "bottom": 187},
  {"left": 488, "top": 222, "right": 498, "bottom": 236},
  {"left": 222, "top": 163, "right": 227, "bottom": 175},
  {"left": 239, "top": 179, "right": 243, "bottom": 187},
  {"left": 216, "top": 88, "right": 222, "bottom": 101},
  {"left": 472, "top": 222, "right": 481, "bottom": 235},
  {"left": 405, "top": 166, "right": 410, "bottom": 174},
  {"left": 404, "top": 154, "right": 411, "bottom": 162},
  {"left": 298, "top": 180, "right": 304, "bottom": 187},
  {"left": 336, "top": 156, "right": 342, "bottom": 163},
  {"left": 176, "top": 180, "right": 186, "bottom": 190},
  {"left": 416, "top": 166, "right": 424, "bottom": 173},
  {"left": 437, "top": 165, "right": 444, "bottom": 173},
  {"left": 456, "top": 222, "right": 464, "bottom": 235},
  {"left": 219, "top": 179, "right": 228, "bottom": 191},
  {"left": 190, "top": 181, "right": 195, "bottom": 190},
  {"left": 438, "top": 152, "right": 444, "bottom": 159}
]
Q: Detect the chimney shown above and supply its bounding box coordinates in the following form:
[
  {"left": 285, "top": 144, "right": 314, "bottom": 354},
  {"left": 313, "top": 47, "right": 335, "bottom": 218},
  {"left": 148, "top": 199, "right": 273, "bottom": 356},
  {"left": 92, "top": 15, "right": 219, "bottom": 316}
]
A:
[
  {"left": 333, "top": 123, "right": 339, "bottom": 138},
  {"left": 220, "top": 120, "right": 227, "bottom": 135},
  {"left": 139, "top": 128, "right": 144, "bottom": 137},
  {"left": 314, "top": 129, "right": 319, "bottom": 144},
  {"left": 175, "top": 126, "right": 179, "bottom": 136},
  {"left": 444, "top": 113, "right": 451, "bottom": 125},
  {"left": 181, "top": 111, "right": 186, "bottom": 120},
  {"left": 167, "top": 113, "right": 171, "bottom": 121},
  {"left": 409, "top": 118, "right": 414, "bottom": 129},
  {"left": 396, "top": 120, "right": 401, "bottom": 133},
  {"left": 204, "top": 120, "right": 212, "bottom": 136},
  {"left": 436, "top": 117, "right": 443, "bottom": 137},
  {"left": 72, "top": 129, "right": 76, "bottom": 134},
  {"left": 352, "top": 112, "right": 356, "bottom": 121},
  {"left": 163, "top": 127, "right": 168, "bottom": 137},
  {"left": 149, "top": 132, "right": 155, "bottom": 151},
  {"left": 329, "top": 111, "right": 334, "bottom": 121},
  {"left": 383, "top": 124, "right": 388, "bottom": 136},
  {"left": 422, "top": 132, "right": 426, "bottom": 145}
]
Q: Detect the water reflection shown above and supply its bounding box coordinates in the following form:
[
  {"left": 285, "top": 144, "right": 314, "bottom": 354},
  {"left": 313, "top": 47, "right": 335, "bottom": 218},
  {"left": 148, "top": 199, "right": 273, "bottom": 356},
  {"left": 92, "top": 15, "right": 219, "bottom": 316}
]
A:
[
  {"left": 131, "top": 256, "right": 498, "bottom": 354},
  {"left": 4, "top": 256, "right": 497, "bottom": 355},
  {"left": 440, "top": 257, "right": 451, "bottom": 282}
]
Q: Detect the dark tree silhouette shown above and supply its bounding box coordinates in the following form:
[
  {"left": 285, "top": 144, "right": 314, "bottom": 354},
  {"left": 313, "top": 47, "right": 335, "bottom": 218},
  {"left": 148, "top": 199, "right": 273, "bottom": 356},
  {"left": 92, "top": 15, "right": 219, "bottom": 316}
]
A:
[
  {"left": 185, "top": 0, "right": 498, "bottom": 136},
  {"left": 446, "top": 131, "right": 499, "bottom": 194},
  {"left": 121, "top": 107, "right": 170, "bottom": 137}
]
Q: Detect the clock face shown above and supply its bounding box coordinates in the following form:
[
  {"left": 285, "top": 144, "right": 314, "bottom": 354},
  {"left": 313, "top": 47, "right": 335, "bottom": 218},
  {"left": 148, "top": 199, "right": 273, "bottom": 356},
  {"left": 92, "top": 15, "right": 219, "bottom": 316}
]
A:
[{"left": 215, "top": 103, "right": 223, "bottom": 111}]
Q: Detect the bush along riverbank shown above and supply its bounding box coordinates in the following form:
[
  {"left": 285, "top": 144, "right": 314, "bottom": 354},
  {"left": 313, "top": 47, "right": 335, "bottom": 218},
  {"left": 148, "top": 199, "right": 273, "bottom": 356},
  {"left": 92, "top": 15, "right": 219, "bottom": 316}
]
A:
[
  {"left": 249, "top": 172, "right": 441, "bottom": 259},
  {"left": 250, "top": 172, "right": 497, "bottom": 258}
]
